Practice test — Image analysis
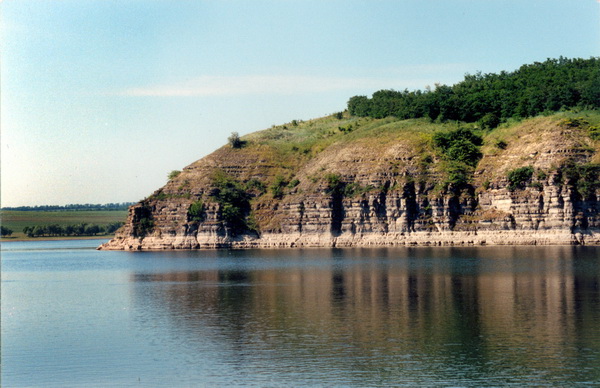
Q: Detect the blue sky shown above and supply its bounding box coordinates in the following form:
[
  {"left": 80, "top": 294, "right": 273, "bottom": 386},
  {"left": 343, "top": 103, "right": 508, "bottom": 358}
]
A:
[{"left": 2, "top": 0, "right": 599, "bottom": 207}]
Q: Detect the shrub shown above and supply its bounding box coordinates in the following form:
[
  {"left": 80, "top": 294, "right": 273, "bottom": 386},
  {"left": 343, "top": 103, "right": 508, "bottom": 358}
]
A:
[
  {"left": 344, "top": 182, "right": 374, "bottom": 197},
  {"left": 228, "top": 132, "right": 245, "bottom": 148},
  {"left": 495, "top": 140, "right": 508, "bottom": 149},
  {"left": 507, "top": 166, "right": 534, "bottom": 191},
  {"left": 135, "top": 217, "right": 154, "bottom": 237},
  {"left": 270, "top": 175, "right": 288, "bottom": 199},
  {"left": 433, "top": 127, "right": 483, "bottom": 167},
  {"left": 210, "top": 170, "right": 252, "bottom": 234},
  {"left": 324, "top": 173, "right": 345, "bottom": 196},
  {"left": 479, "top": 113, "right": 500, "bottom": 129},
  {"left": 187, "top": 200, "right": 206, "bottom": 222},
  {"left": 444, "top": 139, "right": 483, "bottom": 167},
  {"left": 245, "top": 179, "right": 266, "bottom": 196},
  {"left": 168, "top": 170, "right": 181, "bottom": 180},
  {"left": 589, "top": 125, "right": 600, "bottom": 140},
  {"left": 561, "top": 162, "right": 600, "bottom": 200},
  {"left": 536, "top": 170, "right": 548, "bottom": 181},
  {"left": 529, "top": 182, "right": 544, "bottom": 191},
  {"left": 445, "top": 162, "right": 471, "bottom": 193},
  {"left": 132, "top": 202, "right": 154, "bottom": 237}
]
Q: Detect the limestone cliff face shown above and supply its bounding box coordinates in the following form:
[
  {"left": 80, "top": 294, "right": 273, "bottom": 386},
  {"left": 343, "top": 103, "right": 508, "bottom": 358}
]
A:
[{"left": 100, "top": 115, "right": 600, "bottom": 250}]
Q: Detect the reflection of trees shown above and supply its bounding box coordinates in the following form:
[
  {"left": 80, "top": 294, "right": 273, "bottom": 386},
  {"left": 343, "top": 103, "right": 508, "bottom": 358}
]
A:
[{"left": 131, "top": 247, "right": 600, "bottom": 385}]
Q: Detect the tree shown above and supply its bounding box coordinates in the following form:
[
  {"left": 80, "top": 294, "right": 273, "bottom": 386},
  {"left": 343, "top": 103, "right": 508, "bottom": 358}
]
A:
[
  {"left": 346, "top": 57, "right": 600, "bottom": 123},
  {"left": 65, "top": 225, "right": 76, "bottom": 236},
  {"left": 210, "top": 171, "right": 252, "bottom": 234},
  {"left": 433, "top": 127, "right": 483, "bottom": 166},
  {"left": 347, "top": 95, "right": 372, "bottom": 117},
  {"left": 228, "top": 132, "right": 245, "bottom": 148},
  {"left": 23, "top": 226, "right": 33, "bottom": 237},
  {"left": 32, "top": 225, "right": 46, "bottom": 237},
  {"left": 105, "top": 222, "right": 123, "bottom": 234},
  {"left": 84, "top": 224, "right": 102, "bottom": 235},
  {"left": 1, "top": 226, "right": 13, "bottom": 237}
]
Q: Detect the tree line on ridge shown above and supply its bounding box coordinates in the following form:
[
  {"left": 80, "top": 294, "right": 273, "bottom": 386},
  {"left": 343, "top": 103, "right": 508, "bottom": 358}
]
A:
[{"left": 347, "top": 57, "right": 600, "bottom": 127}]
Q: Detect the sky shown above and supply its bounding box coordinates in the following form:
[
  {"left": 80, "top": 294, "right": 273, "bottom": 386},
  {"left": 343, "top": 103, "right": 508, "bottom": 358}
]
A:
[{"left": 1, "top": 0, "right": 599, "bottom": 207}]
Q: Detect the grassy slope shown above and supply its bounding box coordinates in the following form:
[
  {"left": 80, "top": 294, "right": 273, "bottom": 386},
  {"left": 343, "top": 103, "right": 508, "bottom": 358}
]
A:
[
  {"left": 241, "top": 113, "right": 463, "bottom": 179},
  {"left": 248, "top": 109, "right": 600, "bottom": 191},
  {"left": 256, "top": 109, "right": 600, "bottom": 160},
  {"left": 196, "top": 110, "right": 600, "bottom": 197},
  {"left": 0, "top": 210, "right": 129, "bottom": 239},
  {"left": 114, "top": 109, "right": 600, "bottom": 236}
]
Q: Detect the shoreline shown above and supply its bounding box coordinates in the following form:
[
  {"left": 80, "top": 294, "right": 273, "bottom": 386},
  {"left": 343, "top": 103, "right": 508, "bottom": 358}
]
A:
[
  {"left": 99, "top": 230, "right": 600, "bottom": 251},
  {"left": 1, "top": 235, "right": 114, "bottom": 243}
]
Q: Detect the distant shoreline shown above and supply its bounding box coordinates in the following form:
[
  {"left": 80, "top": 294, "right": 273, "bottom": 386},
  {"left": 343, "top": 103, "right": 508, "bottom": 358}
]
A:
[{"left": 1, "top": 235, "right": 114, "bottom": 243}]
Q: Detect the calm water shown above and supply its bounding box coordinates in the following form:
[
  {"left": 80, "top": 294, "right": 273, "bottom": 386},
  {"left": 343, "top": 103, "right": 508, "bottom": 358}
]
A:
[{"left": 2, "top": 240, "right": 600, "bottom": 387}]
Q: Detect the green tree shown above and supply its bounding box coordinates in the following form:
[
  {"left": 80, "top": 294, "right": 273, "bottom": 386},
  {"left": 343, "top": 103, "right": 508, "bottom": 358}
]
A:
[
  {"left": 210, "top": 171, "right": 252, "bottom": 234},
  {"left": 65, "top": 225, "right": 76, "bottom": 236},
  {"left": 33, "top": 225, "right": 46, "bottom": 237},
  {"left": 433, "top": 128, "right": 483, "bottom": 166},
  {"left": 228, "top": 132, "right": 245, "bottom": 148},
  {"left": 85, "top": 224, "right": 101, "bottom": 235},
  {"left": 347, "top": 95, "right": 372, "bottom": 117},
  {"left": 23, "top": 226, "right": 33, "bottom": 237},
  {"left": 347, "top": 57, "right": 600, "bottom": 123},
  {"left": 1, "top": 226, "right": 13, "bottom": 237},
  {"left": 105, "top": 222, "right": 123, "bottom": 234}
]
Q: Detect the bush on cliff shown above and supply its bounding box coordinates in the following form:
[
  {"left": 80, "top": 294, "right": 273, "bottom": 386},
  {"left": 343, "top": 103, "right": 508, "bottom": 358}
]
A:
[
  {"left": 187, "top": 200, "right": 206, "bottom": 222},
  {"left": 228, "top": 132, "right": 246, "bottom": 149},
  {"left": 507, "top": 166, "right": 534, "bottom": 191},
  {"left": 210, "top": 170, "right": 252, "bottom": 234},
  {"left": 561, "top": 162, "right": 600, "bottom": 200}
]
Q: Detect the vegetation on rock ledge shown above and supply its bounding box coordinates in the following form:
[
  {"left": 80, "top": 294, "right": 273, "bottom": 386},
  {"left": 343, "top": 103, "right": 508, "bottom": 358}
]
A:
[{"left": 123, "top": 57, "right": 600, "bottom": 241}]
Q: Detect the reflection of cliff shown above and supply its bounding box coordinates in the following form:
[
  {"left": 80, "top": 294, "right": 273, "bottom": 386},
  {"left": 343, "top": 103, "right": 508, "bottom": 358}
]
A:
[{"left": 131, "top": 247, "right": 600, "bottom": 382}]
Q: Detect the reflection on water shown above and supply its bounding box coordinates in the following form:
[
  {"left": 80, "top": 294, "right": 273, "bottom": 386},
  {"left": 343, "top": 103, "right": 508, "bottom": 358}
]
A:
[
  {"left": 130, "top": 246, "right": 600, "bottom": 386},
  {"left": 2, "top": 244, "right": 599, "bottom": 386}
]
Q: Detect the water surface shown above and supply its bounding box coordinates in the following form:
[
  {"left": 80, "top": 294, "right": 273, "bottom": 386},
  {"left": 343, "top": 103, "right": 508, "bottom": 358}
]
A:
[{"left": 2, "top": 241, "right": 599, "bottom": 387}]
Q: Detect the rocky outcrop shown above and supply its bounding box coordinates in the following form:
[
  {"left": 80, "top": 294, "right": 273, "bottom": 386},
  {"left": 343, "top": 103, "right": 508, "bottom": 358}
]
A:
[{"left": 99, "top": 115, "right": 600, "bottom": 250}]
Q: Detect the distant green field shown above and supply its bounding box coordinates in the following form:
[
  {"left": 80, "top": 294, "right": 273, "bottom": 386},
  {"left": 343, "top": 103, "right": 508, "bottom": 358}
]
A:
[{"left": 0, "top": 210, "right": 129, "bottom": 239}]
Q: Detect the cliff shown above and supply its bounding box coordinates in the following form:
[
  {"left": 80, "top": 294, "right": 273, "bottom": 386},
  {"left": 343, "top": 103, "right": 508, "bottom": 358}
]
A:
[{"left": 99, "top": 112, "right": 600, "bottom": 250}]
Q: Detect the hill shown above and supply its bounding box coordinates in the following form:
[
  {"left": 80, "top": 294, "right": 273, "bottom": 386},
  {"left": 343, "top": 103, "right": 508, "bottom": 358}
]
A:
[{"left": 100, "top": 107, "right": 600, "bottom": 250}]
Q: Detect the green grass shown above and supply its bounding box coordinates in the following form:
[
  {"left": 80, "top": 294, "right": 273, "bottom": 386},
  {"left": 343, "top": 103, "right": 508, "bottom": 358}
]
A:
[{"left": 0, "top": 210, "right": 128, "bottom": 239}]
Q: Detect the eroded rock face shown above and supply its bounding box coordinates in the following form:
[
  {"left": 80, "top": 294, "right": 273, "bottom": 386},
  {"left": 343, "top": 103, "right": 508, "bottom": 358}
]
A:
[{"left": 99, "top": 117, "right": 600, "bottom": 250}]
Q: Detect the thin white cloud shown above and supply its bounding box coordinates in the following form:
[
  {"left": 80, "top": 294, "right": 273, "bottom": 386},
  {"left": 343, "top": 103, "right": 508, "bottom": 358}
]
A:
[{"left": 117, "top": 74, "right": 436, "bottom": 97}]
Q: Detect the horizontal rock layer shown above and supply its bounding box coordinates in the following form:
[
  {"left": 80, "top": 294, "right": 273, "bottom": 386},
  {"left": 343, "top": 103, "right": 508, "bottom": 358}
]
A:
[{"left": 99, "top": 116, "right": 600, "bottom": 250}]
